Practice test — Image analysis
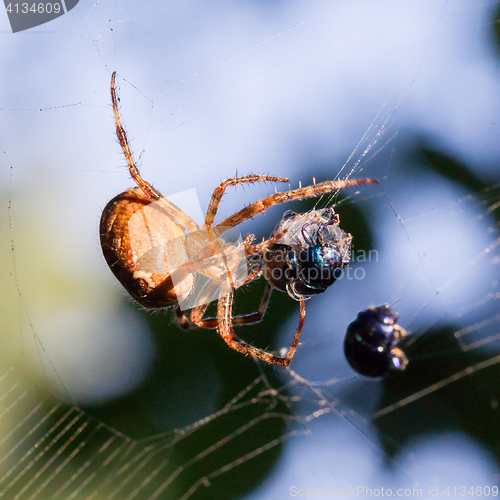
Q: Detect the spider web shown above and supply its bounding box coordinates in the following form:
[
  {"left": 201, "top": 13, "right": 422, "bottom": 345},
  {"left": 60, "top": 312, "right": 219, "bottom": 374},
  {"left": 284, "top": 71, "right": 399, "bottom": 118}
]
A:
[{"left": 1, "top": 0, "right": 500, "bottom": 498}]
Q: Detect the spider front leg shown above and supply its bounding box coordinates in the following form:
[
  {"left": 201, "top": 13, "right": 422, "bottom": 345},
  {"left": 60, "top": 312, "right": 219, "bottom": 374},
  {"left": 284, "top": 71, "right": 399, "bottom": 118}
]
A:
[
  {"left": 204, "top": 175, "right": 289, "bottom": 229},
  {"left": 218, "top": 290, "right": 306, "bottom": 366},
  {"left": 217, "top": 178, "right": 378, "bottom": 230}
]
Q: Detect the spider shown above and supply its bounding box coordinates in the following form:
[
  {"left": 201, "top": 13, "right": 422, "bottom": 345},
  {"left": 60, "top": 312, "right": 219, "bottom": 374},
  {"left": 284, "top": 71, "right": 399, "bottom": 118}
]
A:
[{"left": 100, "top": 72, "right": 378, "bottom": 366}]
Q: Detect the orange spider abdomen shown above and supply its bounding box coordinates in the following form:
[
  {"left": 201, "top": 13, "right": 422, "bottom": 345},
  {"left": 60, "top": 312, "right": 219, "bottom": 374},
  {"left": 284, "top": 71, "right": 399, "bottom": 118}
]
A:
[{"left": 99, "top": 187, "right": 194, "bottom": 308}]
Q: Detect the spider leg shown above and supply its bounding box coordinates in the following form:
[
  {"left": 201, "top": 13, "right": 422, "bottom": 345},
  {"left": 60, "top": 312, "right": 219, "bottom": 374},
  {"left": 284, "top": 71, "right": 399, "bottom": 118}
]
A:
[
  {"left": 218, "top": 290, "right": 306, "bottom": 366},
  {"left": 175, "top": 306, "right": 191, "bottom": 330},
  {"left": 175, "top": 286, "right": 271, "bottom": 330},
  {"left": 111, "top": 72, "right": 198, "bottom": 232},
  {"left": 231, "top": 283, "right": 272, "bottom": 326},
  {"left": 205, "top": 175, "right": 289, "bottom": 228},
  {"left": 175, "top": 279, "right": 221, "bottom": 330},
  {"left": 392, "top": 324, "right": 408, "bottom": 342},
  {"left": 178, "top": 263, "right": 266, "bottom": 329},
  {"left": 111, "top": 72, "right": 162, "bottom": 202},
  {"left": 192, "top": 281, "right": 272, "bottom": 329},
  {"left": 216, "top": 178, "right": 378, "bottom": 231},
  {"left": 244, "top": 228, "right": 287, "bottom": 257}
]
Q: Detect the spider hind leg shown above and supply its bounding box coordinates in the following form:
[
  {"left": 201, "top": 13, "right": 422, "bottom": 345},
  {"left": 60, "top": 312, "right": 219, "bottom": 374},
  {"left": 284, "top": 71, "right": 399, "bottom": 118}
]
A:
[{"left": 217, "top": 291, "right": 306, "bottom": 367}]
